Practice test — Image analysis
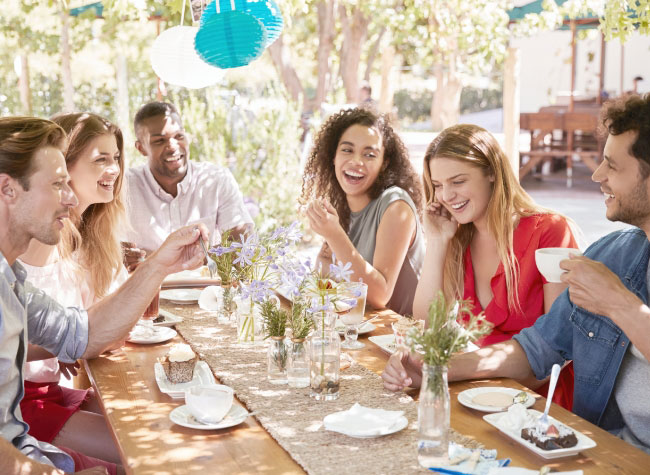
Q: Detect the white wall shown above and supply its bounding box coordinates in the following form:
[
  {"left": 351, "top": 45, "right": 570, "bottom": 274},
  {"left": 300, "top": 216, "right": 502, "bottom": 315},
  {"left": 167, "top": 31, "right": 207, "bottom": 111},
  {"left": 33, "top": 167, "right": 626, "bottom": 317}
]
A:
[{"left": 512, "top": 30, "right": 650, "bottom": 112}]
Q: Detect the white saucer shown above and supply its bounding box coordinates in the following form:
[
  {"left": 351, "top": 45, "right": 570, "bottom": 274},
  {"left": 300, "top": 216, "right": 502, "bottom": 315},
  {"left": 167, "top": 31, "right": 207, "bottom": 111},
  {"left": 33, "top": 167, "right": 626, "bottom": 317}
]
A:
[
  {"left": 127, "top": 326, "right": 177, "bottom": 344},
  {"left": 457, "top": 387, "right": 535, "bottom": 413},
  {"left": 170, "top": 404, "right": 250, "bottom": 430},
  {"left": 160, "top": 288, "right": 202, "bottom": 304}
]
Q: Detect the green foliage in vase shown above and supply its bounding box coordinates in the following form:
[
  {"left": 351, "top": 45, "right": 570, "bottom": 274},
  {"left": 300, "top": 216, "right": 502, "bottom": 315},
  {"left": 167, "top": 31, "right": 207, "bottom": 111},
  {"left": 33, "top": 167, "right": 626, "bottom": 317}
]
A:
[
  {"left": 409, "top": 291, "right": 492, "bottom": 369},
  {"left": 209, "top": 230, "right": 235, "bottom": 285},
  {"left": 290, "top": 298, "right": 313, "bottom": 340},
  {"left": 261, "top": 299, "right": 289, "bottom": 339}
]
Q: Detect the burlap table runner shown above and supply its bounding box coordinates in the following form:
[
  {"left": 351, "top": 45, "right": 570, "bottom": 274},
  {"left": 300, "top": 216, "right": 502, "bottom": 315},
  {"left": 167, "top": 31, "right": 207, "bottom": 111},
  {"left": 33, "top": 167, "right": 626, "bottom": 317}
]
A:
[{"left": 165, "top": 303, "right": 482, "bottom": 474}]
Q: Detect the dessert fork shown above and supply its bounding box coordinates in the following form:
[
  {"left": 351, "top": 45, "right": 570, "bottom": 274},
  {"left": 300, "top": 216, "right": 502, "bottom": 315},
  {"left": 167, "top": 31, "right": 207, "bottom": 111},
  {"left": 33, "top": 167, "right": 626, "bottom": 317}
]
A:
[
  {"left": 197, "top": 233, "right": 217, "bottom": 279},
  {"left": 535, "top": 363, "right": 561, "bottom": 433}
]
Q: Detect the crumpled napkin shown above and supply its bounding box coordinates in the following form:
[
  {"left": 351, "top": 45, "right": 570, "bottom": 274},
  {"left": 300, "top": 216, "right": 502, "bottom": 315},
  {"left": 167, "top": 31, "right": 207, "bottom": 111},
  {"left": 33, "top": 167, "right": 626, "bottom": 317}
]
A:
[
  {"left": 428, "top": 442, "right": 509, "bottom": 475},
  {"left": 323, "top": 403, "right": 404, "bottom": 436},
  {"left": 487, "top": 469, "right": 583, "bottom": 475},
  {"left": 198, "top": 286, "right": 221, "bottom": 311}
]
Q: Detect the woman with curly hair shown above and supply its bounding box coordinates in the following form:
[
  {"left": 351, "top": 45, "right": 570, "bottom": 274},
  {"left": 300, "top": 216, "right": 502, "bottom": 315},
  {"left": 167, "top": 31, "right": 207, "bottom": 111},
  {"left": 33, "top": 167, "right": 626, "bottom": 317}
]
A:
[
  {"left": 19, "top": 112, "right": 128, "bottom": 471},
  {"left": 301, "top": 107, "right": 425, "bottom": 314},
  {"left": 402, "top": 124, "right": 578, "bottom": 409}
]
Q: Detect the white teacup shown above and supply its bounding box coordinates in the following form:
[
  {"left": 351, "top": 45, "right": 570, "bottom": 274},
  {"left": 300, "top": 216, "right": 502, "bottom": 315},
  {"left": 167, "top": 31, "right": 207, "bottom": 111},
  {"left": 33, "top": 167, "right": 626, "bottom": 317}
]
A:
[
  {"left": 185, "top": 384, "right": 234, "bottom": 424},
  {"left": 535, "top": 248, "right": 582, "bottom": 283}
]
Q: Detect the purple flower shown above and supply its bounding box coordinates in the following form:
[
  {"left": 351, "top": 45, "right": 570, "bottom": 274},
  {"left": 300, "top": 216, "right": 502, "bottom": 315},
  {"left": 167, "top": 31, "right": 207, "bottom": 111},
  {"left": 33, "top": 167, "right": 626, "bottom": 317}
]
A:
[{"left": 330, "top": 260, "right": 353, "bottom": 282}]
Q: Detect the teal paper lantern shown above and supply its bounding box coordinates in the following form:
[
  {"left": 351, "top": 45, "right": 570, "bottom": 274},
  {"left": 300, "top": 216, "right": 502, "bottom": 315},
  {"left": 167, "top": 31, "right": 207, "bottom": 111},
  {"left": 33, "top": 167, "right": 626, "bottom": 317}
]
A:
[
  {"left": 195, "top": 9, "right": 266, "bottom": 69},
  {"left": 201, "top": 0, "right": 283, "bottom": 47}
]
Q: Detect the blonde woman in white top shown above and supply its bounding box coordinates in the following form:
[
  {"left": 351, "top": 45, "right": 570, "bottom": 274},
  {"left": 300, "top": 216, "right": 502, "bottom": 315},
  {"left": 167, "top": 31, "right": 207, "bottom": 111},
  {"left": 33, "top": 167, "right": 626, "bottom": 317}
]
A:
[{"left": 19, "top": 112, "right": 128, "bottom": 466}]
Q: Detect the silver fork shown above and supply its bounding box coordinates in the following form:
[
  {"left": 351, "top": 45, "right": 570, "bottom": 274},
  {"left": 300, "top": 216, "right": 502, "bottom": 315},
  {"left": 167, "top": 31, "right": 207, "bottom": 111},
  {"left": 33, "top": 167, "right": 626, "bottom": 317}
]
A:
[
  {"left": 198, "top": 233, "right": 217, "bottom": 279},
  {"left": 536, "top": 363, "right": 561, "bottom": 433}
]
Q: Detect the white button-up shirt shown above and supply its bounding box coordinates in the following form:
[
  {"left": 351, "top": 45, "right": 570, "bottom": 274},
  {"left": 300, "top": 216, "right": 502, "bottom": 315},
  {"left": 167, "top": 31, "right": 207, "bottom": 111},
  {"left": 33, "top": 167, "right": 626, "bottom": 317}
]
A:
[
  {"left": 0, "top": 252, "right": 88, "bottom": 472},
  {"left": 125, "top": 161, "right": 253, "bottom": 252}
]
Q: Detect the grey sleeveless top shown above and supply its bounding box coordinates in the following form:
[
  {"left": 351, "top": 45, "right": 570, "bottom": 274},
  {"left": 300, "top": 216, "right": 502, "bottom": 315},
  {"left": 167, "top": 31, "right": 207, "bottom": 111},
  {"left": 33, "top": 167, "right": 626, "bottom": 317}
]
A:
[{"left": 347, "top": 186, "right": 424, "bottom": 315}]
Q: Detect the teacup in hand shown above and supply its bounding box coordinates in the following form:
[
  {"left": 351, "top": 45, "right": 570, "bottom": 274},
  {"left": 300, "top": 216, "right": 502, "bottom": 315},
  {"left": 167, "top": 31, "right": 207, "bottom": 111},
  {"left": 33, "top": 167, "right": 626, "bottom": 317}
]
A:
[
  {"left": 535, "top": 248, "right": 582, "bottom": 283},
  {"left": 185, "top": 384, "right": 234, "bottom": 424}
]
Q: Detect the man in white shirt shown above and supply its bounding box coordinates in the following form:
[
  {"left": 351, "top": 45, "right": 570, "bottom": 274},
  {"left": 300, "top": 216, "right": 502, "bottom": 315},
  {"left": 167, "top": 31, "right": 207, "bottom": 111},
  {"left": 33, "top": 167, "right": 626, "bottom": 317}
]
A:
[{"left": 123, "top": 102, "right": 253, "bottom": 269}]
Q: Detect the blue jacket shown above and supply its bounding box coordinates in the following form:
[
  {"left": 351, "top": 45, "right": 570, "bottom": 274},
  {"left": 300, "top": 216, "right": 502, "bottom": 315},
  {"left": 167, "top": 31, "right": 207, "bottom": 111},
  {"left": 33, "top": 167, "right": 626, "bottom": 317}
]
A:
[{"left": 514, "top": 227, "right": 649, "bottom": 431}]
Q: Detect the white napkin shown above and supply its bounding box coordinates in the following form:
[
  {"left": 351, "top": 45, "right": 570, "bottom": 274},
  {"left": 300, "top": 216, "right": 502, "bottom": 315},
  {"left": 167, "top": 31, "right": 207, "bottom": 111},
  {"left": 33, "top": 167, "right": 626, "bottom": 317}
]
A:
[
  {"left": 488, "top": 469, "right": 583, "bottom": 475},
  {"left": 323, "top": 403, "right": 404, "bottom": 436},
  {"left": 198, "top": 286, "right": 221, "bottom": 311}
]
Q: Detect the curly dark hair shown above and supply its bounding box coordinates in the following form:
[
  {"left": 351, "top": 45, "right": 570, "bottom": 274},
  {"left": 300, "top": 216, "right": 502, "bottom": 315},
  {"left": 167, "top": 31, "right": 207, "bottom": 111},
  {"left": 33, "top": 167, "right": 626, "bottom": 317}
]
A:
[
  {"left": 600, "top": 93, "right": 650, "bottom": 177},
  {"left": 301, "top": 108, "right": 422, "bottom": 230}
]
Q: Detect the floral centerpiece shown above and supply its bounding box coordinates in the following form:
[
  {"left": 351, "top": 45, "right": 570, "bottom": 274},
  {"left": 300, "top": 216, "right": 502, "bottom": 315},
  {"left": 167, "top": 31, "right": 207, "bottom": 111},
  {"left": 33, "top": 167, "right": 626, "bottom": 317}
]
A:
[
  {"left": 209, "top": 230, "right": 237, "bottom": 320},
  {"left": 409, "top": 291, "right": 492, "bottom": 467},
  {"left": 261, "top": 299, "right": 290, "bottom": 384}
]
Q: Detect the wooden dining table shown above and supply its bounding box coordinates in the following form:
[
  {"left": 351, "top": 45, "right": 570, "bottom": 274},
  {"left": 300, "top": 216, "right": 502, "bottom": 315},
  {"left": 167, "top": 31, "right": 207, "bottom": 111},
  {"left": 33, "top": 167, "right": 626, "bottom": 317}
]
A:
[{"left": 85, "top": 304, "right": 650, "bottom": 474}]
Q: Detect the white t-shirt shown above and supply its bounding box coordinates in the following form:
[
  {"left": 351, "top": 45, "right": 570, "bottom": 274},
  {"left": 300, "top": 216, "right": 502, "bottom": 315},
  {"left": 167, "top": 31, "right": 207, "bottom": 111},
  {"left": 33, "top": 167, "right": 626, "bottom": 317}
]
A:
[{"left": 21, "top": 252, "right": 128, "bottom": 383}]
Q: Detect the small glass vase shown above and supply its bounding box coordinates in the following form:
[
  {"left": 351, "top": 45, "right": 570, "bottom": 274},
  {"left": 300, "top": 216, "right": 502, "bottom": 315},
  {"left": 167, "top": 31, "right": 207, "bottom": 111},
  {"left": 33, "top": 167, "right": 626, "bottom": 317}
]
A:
[
  {"left": 310, "top": 312, "right": 341, "bottom": 400},
  {"left": 417, "top": 364, "right": 450, "bottom": 468},
  {"left": 267, "top": 336, "right": 288, "bottom": 384},
  {"left": 235, "top": 296, "right": 265, "bottom": 345},
  {"left": 287, "top": 338, "right": 309, "bottom": 388},
  {"left": 218, "top": 283, "right": 237, "bottom": 325}
]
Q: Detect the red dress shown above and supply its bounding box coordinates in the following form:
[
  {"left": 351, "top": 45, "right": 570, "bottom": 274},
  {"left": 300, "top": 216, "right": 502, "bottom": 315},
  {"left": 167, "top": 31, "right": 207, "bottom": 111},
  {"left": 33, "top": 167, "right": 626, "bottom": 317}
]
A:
[{"left": 462, "top": 214, "right": 577, "bottom": 410}]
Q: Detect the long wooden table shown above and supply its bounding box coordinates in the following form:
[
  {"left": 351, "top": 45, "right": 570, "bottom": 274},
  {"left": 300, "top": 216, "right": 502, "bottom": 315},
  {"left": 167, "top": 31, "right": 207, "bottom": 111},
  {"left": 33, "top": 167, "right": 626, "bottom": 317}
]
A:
[{"left": 86, "top": 306, "right": 650, "bottom": 474}]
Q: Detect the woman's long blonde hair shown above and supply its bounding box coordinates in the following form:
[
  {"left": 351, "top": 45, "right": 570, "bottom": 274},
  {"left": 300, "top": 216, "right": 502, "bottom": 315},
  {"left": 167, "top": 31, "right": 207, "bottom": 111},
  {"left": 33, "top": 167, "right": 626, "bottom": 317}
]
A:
[
  {"left": 53, "top": 113, "right": 126, "bottom": 299},
  {"left": 423, "top": 124, "right": 557, "bottom": 312}
]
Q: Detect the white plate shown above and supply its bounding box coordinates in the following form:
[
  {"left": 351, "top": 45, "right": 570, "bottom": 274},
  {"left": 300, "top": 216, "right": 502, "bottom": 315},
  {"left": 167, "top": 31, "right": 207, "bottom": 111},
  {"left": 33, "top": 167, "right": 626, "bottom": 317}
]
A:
[
  {"left": 127, "top": 326, "right": 177, "bottom": 344},
  {"left": 335, "top": 320, "right": 376, "bottom": 335},
  {"left": 162, "top": 267, "right": 220, "bottom": 288},
  {"left": 160, "top": 288, "right": 202, "bottom": 304},
  {"left": 368, "top": 334, "right": 397, "bottom": 354},
  {"left": 457, "top": 387, "right": 535, "bottom": 413},
  {"left": 170, "top": 404, "right": 249, "bottom": 430},
  {"left": 326, "top": 416, "right": 409, "bottom": 438},
  {"left": 154, "top": 360, "right": 216, "bottom": 398},
  {"left": 140, "top": 309, "right": 183, "bottom": 327},
  {"left": 483, "top": 409, "right": 597, "bottom": 459}
]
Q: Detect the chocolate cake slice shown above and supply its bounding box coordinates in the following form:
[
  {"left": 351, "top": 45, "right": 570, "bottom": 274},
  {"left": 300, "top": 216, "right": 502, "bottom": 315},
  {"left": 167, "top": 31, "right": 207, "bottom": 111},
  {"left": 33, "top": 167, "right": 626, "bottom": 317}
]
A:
[{"left": 521, "top": 424, "right": 578, "bottom": 450}]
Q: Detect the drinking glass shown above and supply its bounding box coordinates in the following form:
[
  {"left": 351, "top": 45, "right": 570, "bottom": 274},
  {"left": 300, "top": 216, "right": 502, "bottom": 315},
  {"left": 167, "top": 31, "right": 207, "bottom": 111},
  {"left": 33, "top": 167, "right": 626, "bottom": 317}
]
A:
[{"left": 338, "top": 282, "right": 368, "bottom": 350}]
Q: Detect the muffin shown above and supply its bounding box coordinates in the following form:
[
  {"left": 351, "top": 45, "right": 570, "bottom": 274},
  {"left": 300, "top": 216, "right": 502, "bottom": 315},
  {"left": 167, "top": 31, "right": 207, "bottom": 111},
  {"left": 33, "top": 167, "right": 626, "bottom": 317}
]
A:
[
  {"left": 159, "top": 343, "right": 198, "bottom": 384},
  {"left": 392, "top": 316, "right": 425, "bottom": 347}
]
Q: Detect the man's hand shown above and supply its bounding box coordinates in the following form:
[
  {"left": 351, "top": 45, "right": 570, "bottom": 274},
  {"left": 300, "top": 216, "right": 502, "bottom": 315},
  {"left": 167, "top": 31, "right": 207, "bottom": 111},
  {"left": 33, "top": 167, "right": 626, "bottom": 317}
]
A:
[
  {"left": 381, "top": 350, "right": 423, "bottom": 391},
  {"left": 147, "top": 224, "right": 207, "bottom": 276},
  {"left": 560, "top": 255, "right": 642, "bottom": 319},
  {"left": 121, "top": 242, "right": 146, "bottom": 273},
  {"left": 58, "top": 361, "right": 80, "bottom": 380}
]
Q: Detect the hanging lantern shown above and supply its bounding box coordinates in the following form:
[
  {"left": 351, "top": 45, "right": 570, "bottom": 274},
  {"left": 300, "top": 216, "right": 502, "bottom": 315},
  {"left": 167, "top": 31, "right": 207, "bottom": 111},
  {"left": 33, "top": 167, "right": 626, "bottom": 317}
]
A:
[
  {"left": 201, "top": 0, "right": 283, "bottom": 47},
  {"left": 194, "top": 4, "right": 266, "bottom": 69},
  {"left": 150, "top": 26, "right": 224, "bottom": 89}
]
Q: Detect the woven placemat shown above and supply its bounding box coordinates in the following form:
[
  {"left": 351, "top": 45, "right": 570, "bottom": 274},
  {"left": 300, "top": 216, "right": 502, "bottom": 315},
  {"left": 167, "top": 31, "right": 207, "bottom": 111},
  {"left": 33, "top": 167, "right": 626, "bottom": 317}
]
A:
[{"left": 164, "top": 303, "right": 482, "bottom": 474}]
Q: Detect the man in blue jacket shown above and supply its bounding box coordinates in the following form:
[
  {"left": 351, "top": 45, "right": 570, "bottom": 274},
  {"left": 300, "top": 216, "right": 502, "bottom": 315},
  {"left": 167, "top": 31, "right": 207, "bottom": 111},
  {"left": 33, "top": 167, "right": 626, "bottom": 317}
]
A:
[{"left": 382, "top": 93, "right": 650, "bottom": 454}]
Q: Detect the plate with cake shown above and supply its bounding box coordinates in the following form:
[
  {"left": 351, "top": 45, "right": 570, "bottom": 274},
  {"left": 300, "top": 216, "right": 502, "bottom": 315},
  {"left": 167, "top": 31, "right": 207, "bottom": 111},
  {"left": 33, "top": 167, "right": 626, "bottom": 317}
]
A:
[
  {"left": 155, "top": 343, "right": 216, "bottom": 398},
  {"left": 127, "top": 324, "right": 177, "bottom": 344},
  {"left": 457, "top": 387, "right": 535, "bottom": 412},
  {"left": 160, "top": 288, "right": 202, "bottom": 304},
  {"left": 483, "top": 404, "right": 596, "bottom": 459},
  {"left": 140, "top": 309, "right": 183, "bottom": 327}
]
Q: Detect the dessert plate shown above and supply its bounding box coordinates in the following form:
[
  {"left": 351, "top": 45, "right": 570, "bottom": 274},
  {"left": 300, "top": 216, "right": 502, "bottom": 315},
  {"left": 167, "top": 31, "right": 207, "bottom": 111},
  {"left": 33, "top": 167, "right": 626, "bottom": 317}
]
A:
[
  {"left": 139, "top": 309, "right": 183, "bottom": 328},
  {"left": 483, "top": 409, "right": 596, "bottom": 459},
  {"left": 160, "top": 288, "right": 202, "bottom": 304},
  {"left": 170, "top": 404, "right": 250, "bottom": 430},
  {"left": 127, "top": 326, "right": 177, "bottom": 344},
  {"left": 154, "top": 360, "right": 216, "bottom": 398},
  {"left": 368, "top": 334, "right": 397, "bottom": 354},
  {"left": 162, "top": 267, "right": 220, "bottom": 288},
  {"left": 458, "top": 387, "right": 535, "bottom": 413},
  {"left": 335, "top": 320, "right": 376, "bottom": 335}
]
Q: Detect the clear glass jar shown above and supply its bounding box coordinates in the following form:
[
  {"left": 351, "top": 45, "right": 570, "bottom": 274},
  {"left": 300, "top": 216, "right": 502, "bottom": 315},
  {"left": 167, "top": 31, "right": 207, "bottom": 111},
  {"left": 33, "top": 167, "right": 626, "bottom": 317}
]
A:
[
  {"left": 267, "top": 336, "right": 288, "bottom": 384},
  {"left": 218, "top": 283, "right": 237, "bottom": 325},
  {"left": 287, "top": 338, "right": 309, "bottom": 388},
  {"left": 417, "top": 364, "right": 450, "bottom": 468},
  {"left": 309, "top": 313, "right": 341, "bottom": 400},
  {"left": 235, "top": 295, "right": 265, "bottom": 345}
]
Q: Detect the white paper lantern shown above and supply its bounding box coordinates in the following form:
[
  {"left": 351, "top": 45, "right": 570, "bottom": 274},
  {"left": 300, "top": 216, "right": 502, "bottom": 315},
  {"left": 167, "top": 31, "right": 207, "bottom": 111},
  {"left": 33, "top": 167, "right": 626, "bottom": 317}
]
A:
[{"left": 150, "top": 26, "right": 224, "bottom": 89}]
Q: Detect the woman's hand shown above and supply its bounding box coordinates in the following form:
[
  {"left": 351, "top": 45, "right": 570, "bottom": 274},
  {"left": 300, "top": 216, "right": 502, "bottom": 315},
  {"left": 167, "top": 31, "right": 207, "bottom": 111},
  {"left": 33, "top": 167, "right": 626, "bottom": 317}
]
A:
[
  {"left": 381, "top": 350, "right": 423, "bottom": 391},
  {"left": 305, "top": 199, "right": 344, "bottom": 242},
  {"left": 58, "top": 360, "right": 80, "bottom": 380},
  {"left": 423, "top": 202, "right": 458, "bottom": 242}
]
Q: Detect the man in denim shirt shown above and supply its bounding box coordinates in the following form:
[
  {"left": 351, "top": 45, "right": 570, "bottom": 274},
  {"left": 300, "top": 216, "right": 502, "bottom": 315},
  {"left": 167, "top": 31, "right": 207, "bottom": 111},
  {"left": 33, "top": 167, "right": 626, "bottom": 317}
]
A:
[
  {"left": 0, "top": 117, "right": 207, "bottom": 473},
  {"left": 383, "top": 94, "right": 650, "bottom": 454}
]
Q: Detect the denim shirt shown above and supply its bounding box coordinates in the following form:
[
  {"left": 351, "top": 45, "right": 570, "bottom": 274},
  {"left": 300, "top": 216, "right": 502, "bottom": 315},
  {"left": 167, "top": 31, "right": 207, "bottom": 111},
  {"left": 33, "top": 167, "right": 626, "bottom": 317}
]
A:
[
  {"left": 514, "top": 227, "right": 649, "bottom": 431},
  {"left": 0, "top": 252, "right": 89, "bottom": 471}
]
